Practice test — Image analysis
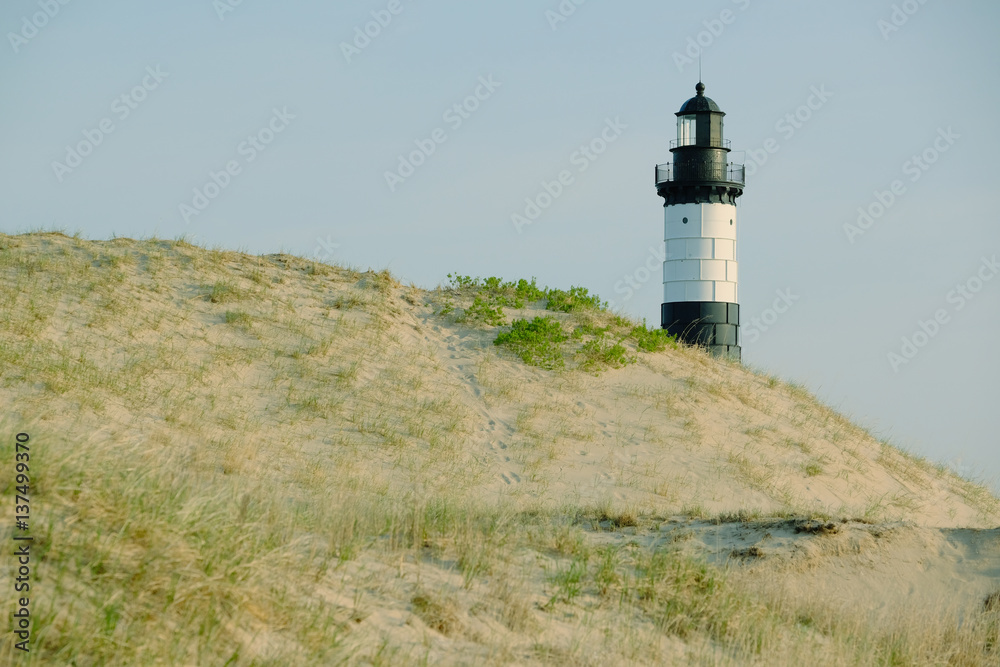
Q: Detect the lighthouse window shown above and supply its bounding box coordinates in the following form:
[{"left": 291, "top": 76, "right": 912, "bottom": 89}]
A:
[
  {"left": 677, "top": 115, "right": 696, "bottom": 146},
  {"left": 730, "top": 219, "right": 733, "bottom": 225},
  {"left": 682, "top": 217, "right": 688, "bottom": 224}
]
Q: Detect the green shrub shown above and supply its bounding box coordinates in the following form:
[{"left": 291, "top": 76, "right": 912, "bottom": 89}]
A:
[
  {"left": 446, "top": 274, "right": 591, "bottom": 312},
  {"left": 485, "top": 278, "right": 530, "bottom": 309},
  {"left": 481, "top": 276, "right": 505, "bottom": 291},
  {"left": 630, "top": 324, "right": 677, "bottom": 353},
  {"left": 572, "top": 323, "right": 608, "bottom": 340},
  {"left": 514, "top": 278, "right": 545, "bottom": 303},
  {"left": 448, "top": 274, "right": 540, "bottom": 318},
  {"left": 447, "top": 273, "right": 481, "bottom": 289},
  {"left": 494, "top": 317, "right": 566, "bottom": 369},
  {"left": 546, "top": 286, "right": 603, "bottom": 313},
  {"left": 461, "top": 295, "right": 506, "bottom": 326},
  {"left": 579, "top": 334, "right": 632, "bottom": 371}
]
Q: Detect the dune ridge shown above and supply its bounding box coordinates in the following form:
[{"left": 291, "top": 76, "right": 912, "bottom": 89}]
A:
[{"left": 1, "top": 232, "right": 998, "bottom": 665}]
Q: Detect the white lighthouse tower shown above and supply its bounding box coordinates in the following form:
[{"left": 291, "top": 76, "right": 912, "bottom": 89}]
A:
[{"left": 656, "top": 82, "right": 745, "bottom": 360}]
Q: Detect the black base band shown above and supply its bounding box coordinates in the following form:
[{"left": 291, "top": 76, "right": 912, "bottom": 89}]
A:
[{"left": 661, "top": 301, "right": 741, "bottom": 362}]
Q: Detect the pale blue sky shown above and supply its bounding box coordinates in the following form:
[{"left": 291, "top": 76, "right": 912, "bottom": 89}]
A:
[{"left": 2, "top": 0, "right": 998, "bottom": 488}]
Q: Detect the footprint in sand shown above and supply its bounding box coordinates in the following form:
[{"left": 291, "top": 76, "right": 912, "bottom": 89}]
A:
[
  {"left": 486, "top": 441, "right": 510, "bottom": 462},
  {"left": 500, "top": 472, "right": 521, "bottom": 485}
]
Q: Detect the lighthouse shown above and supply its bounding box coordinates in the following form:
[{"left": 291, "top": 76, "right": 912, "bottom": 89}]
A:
[{"left": 656, "top": 82, "right": 745, "bottom": 361}]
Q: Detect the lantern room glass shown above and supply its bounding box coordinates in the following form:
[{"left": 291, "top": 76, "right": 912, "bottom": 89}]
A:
[{"left": 677, "top": 115, "right": 696, "bottom": 147}]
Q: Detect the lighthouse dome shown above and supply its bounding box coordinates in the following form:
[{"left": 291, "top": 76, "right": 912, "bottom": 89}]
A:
[{"left": 677, "top": 82, "right": 723, "bottom": 114}]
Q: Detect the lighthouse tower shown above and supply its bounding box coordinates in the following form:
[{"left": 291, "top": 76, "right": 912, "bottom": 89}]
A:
[{"left": 655, "top": 82, "right": 745, "bottom": 361}]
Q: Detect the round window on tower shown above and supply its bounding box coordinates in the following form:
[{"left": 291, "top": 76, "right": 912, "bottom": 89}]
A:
[{"left": 682, "top": 217, "right": 688, "bottom": 224}]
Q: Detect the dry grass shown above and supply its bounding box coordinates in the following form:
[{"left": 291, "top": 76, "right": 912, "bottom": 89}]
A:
[{"left": 0, "top": 232, "right": 998, "bottom": 665}]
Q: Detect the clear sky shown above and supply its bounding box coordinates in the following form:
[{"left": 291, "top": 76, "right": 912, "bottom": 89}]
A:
[{"left": 2, "top": 0, "right": 998, "bottom": 489}]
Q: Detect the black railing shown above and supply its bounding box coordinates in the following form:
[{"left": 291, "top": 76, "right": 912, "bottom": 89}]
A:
[
  {"left": 669, "top": 138, "right": 731, "bottom": 150},
  {"left": 655, "top": 162, "right": 745, "bottom": 185}
]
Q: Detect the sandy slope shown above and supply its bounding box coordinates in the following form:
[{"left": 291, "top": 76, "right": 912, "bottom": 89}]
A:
[
  {"left": 654, "top": 519, "right": 1000, "bottom": 621},
  {"left": 3, "top": 233, "right": 990, "bottom": 526},
  {"left": 1, "top": 232, "right": 998, "bottom": 665},
  {"left": 403, "top": 292, "right": 995, "bottom": 530}
]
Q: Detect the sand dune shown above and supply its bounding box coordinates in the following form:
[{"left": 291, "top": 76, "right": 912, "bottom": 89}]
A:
[{"left": 1, "top": 232, "right": 997, "bottom": 665}]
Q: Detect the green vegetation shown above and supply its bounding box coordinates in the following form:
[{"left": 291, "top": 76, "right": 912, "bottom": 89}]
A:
[
  {"left": 630, "top": 322, "right": 678, "bottom": 352},
  {"left": 446, "top": 274, "right": 604, "bottom": 324},
  {"left": 578, "top": 332, "right": 632, "bottom": 370},
  {"left": 448, "top": 274, "right": 548, "bottom": 325},
  {"left": 493, "top": 316, "right": 566, "bottom": 369},
  {"left": 547, "top": 556, "right": 588, "bottom": 606},
  {"left": 446, "top": 274, "right": 677, "bottom": 373},
  {"left": 447, "top": 273, "right": 546, "bottom": 304},
  {"left": 207, "top": 280, "right": 247, "bottom": 303},
  {"left": 224, "top": 310, "right": 253, "bottom": 328},
  {"left": 461, "top": 294, "right": 506, "bottom": 326},
  {"left": 544, "top": 285, "right": 604, "bottom": 313}
]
